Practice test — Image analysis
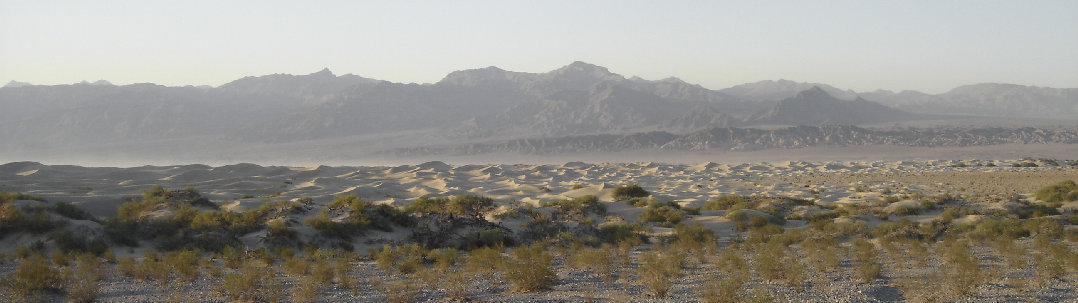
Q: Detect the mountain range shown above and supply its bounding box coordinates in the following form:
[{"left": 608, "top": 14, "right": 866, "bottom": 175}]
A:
[{"left": 1, "top": 62, "right": 1075, "bottom": 163}]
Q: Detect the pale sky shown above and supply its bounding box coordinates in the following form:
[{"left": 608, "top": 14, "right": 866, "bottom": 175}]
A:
[{"left": 1, "top": 0, "right": 1076, "bottom": 93}]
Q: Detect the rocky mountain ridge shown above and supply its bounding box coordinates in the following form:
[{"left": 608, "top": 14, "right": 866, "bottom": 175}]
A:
[{"left": 2, "top": 62, "right": 1075, "bottom": 162}]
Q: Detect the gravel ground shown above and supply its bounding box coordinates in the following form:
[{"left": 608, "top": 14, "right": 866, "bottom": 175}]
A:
[{"left": 2, "top": 238, "right": 1075, "bottom": 302}]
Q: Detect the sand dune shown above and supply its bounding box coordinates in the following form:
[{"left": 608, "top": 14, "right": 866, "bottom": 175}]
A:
[{"left": 2, "top": 159, "right": 1076, "bottom": 227}]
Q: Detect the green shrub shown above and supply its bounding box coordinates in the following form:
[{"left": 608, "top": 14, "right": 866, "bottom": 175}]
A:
[
  {"left": 217, "top": 259, "right": 284, "bottom": 302},
  {"left": 639, "top": 203, "right": 685, "bottom": 226},
  {"left": 968, "top": 218, "right": 1028, "bottom": 242},
  {"left": 599, "top": 222, "right": 647, "bottom": 244},
  {"left": 164, "top": 250, "right": 200, "bottom": 282},
  {"left": 473, "top": 228, "right": 507, "bottom": 248},
  {"left": 15, "top": 207, "right": 59, "bottom": 234},
  {"left": 612, "top": 184, "right": 650, "bottom": 201},
  {"left": 673, "top": 223, "right": 716, "bottom": 254},
  {"left": 404, "top": 196, "right": 449, "bottom": 214},
  {"left": 369, "top": 277, "right": 420, "bottom": 303},
  {"left": 699, "top": 273, "right": 748, "bottom": 303},
  {"left": 292, "top": 276, "right": 321, "bottom": 303},
  {"left": 1014, "top": 201, "right": 1061, "bottom": 219},
  {"left": 63, "top": 253, "right": 103, "bottom": 303},
  {"left": 306, "top": 211, "right": 347, "bottom": 238},
  {"left": 464, "top": 246, "right": 505, "bottom": 280},
  {"left": 2, "top": 254, "right": 61, "bottom": 300},
  {"left": 116, "top": 197, "right": 166, "bottom": 221},
  {"left": 1035, "top": 180, "right": 1078, "bottom": 203},
  {"left": 851, "top": 238, "right": 881, "bottom": 283},
  {"left": 503, "top": 243, "right": 556, "bottom": 293},
  {"left": 626, "top": 197, "right": 651, "bottom": 207},
  {"left": 568, "top": 245, "right": 617, "bottom": 284},
  {"left": 540, "top": 195, "right": 605, "bottom": 219},
  {"left": 705, "top": 195, "right": 748, "bottom": 210},
  {"left": 636, "top": 250, "right": 684, "bottom": 297},
  {"left": 942, "top": 240, "right": 984, "bottom": 296},
  {"left": 448, "top": 195, "right": 495, "bottom": 218},
  {"left": 52, "top": 202, "right": 95, "bottom": 221},
  {"left": 372, "top": 243, "right": 427, "bottom": 274}
]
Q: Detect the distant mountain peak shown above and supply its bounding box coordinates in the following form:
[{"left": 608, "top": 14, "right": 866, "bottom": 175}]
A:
[
  {"left": 75, "top": 80, "right": 114, "bottom": 86},
  {"left": 3, "top": 80, "right": 32, "bottom": 88},
  {"left": 749, "top": 87, "right": 918, "bottom": 125},
  {"left": 311, "top": 68, "right": 335, "bottom": 77},
  {"left": 555, "top": 61, "right": 614, "bottom": 76}
]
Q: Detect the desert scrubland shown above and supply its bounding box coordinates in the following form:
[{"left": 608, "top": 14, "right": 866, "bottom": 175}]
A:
[{"left": 1, "top": 158, "right": 1077, "bottom": 302}]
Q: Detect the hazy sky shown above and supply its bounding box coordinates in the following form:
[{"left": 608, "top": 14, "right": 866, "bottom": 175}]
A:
[{"left": 2, "top": 0, "right": 1076, "bottom": 93}]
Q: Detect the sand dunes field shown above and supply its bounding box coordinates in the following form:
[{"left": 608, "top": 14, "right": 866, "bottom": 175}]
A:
[{"left": 1, "top": 159, "right": 1077, "bottom": 302}]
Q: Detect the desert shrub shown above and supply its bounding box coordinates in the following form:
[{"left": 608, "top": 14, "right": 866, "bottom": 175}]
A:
[
  {"left": 851, "top": 238, "right": 881, "bottom": 283},
  {"left": 612, "top": 184, "right": 650, "bottom": 201},
  {"left": 0, "top": 192, "right": 46, "bottom": 203},
  {"left": 403, "top": 196, "right": 449, "bottom": 214},
  {"left": 139, "top": 251, "right": 173, "bottom": 286},
  {"left": 941, "top": 240, "right": 984, "bottom": 296},
  {"left": 373, "top": 243, "right": 427, "bottom": 274},
  {"left": 116, "top": 197, "right": 165, "bottom": 221},
  {"left": 503, "top": 242, "right": 556, "bottom": 293},
  {"left": 871, "top": 219, "right": 921, "bottom": 240},
  {"left": 1024, "top": 217, "right": 1064, "bottom": 239},
  {"left": 801, "top": 236, "right": 842, "bottom": 273},
  {"left": 891, "top": 205, "right": 920, "bottom": 216},
  {"left": 1035, "top": 180, "right": 1078, "bottom": 203},
  {"left": 448, "top": 194, "right": 495, "bottom": 218},
  {"left": 464, "top": 245, "right": 505, "bottom": 280},
  {"left": 116, "top": 257, "right": 138, "bottom": 278},
  {"left": 569, "top": 245, "right": 617, "bottom": 284},
  {"left": 727, "top": 209, "right": 784, "bottom": 232},
  {"left": 2, "top": 254, "right": 62, "bottom": 300},
  {"left": 967, "top": 218, "right": 1028, "bottom": 242},
  {"left": 673, "top": 223, "right": 716, "bottom": 254},
  {"left": 754, "top": 238, "right": 804, "bottom": 289},
  {"left": 310, "top": 256, "right": 336, "bottom": 284},
  {"left": 468, "top": 228, "right": 508, "bottom": 248},
  {"left": 292, "top": 276, "right": 321, "bottom": 303},
  {"left": 217, "top": 259, "right": 284, "bottom": 302},
  {"left": 540, "top": 195, "right": 605, "bottom": 219},
  {"left": 164, "top": 250, "right": 200, "bottom": 282},
  {"left": 369, "top": 276, "right": 420, "bottom": 303},
  {"left": 16, "top": 207, "right": 60, "bottom": 234},
  {"left": 427, "top": 247, "right": 459, "bottom": 270},
  {"left": 63, "top": 253, "right": 103, "bottom": 303},
  {"left": 434, "top": 267, "right": 475, "bottom": 301},
  {"left": 405, "top": 194, "right": 495, "bottom": 219},
  {"left": 1014, "top": 201, "right": 1061, "bottom": 219},
  {"left": 1045, "top": 242, "right": 1078, "bottom": 272},
  {"left": 327, "top": 194, "right": 372, "bottom": 225},
  {"left": 639, "top": 202, "right": 685, "bottom": 226},
  {"left": 305, "top": 210, "right": 347, "bottom": 238},
  {"left": 282, "top": 255, "right": 310, "bottom": 276},
  {"left": 636, "top": 249, "right": 684, "bottom": 297},
  {"left": 52, "top": 202, "right": 95, "bottom": 221},
  {"left": 1033, "top": 253, "right": 1065, "bottom": 286},
  {"left": 990, "top": 237, "right": 1029, "bottom": 269},
  {"left": 266, "top": 218, "right": 297, "bottom": 239},
  {"left": 599, "top": 222, "right": 648, "bottom": 244},
  {"left": 626, "top": 197, "right": 651, "bottom": 207},
  {"left": 699, "top": 273, "right": 749, "bottom": 303},
  {"left": 704, "top": 195, "right": 748, "bottom": 210},
  {"left": 372, "top": 244, "right": 399, "bottom": 272}
]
